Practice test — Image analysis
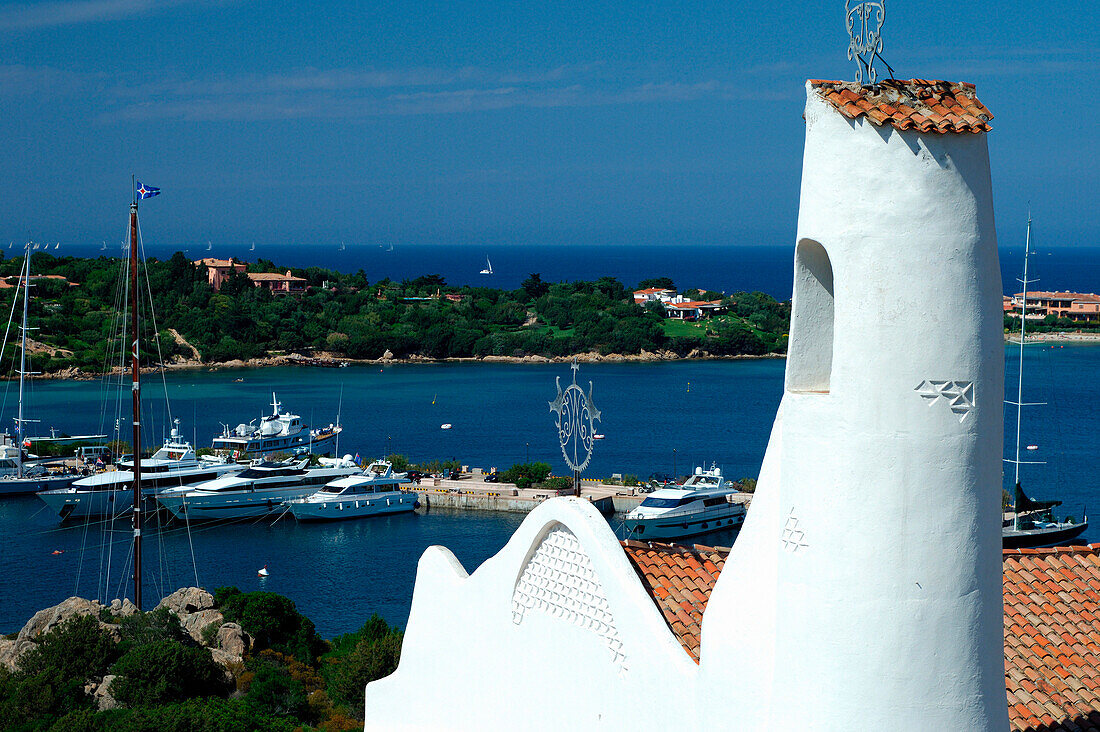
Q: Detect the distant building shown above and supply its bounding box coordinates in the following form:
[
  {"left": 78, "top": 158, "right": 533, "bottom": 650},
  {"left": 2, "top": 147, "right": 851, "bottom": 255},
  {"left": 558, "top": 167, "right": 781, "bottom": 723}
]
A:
[
  {"left": 0, "top": 274, "right": 77, "bottom": 289},
  {"left": 663, "top": 299, "right": 725, "bottom": 320},
  {"left": 1009, "top": 291, "right": 1100, "bottom": 322},
  {"left": 193, "top": 257, "right": 247, "bottom": 292},
  {"left": 633, "top": 287, "right": 676, "bottom": 304},
  {"left": 247, "top": 270, "right": 307, "bottom": 295}
]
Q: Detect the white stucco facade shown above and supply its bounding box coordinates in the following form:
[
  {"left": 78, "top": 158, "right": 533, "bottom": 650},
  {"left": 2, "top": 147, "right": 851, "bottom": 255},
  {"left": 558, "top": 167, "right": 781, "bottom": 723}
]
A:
[{"left": 364, "top": 81, "right": 1007, "bottom": 731}]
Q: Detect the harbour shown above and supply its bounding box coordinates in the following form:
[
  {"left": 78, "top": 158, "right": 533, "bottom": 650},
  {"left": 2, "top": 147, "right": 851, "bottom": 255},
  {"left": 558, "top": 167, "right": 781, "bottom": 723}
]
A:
[{"left": 1, "top": 345, "right": 1096, "bottom": 638}]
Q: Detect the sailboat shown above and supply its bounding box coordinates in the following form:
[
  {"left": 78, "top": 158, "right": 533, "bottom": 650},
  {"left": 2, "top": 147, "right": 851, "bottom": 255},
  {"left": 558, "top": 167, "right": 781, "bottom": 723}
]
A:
[
  {"left": 250, "top": 242, "right": 256, "bottom": 252},
  {"left": 37, "top": 188, "right": 238, "bottom": 521},
  {"left": 0, "top": 242, "right": 80, "bottom": 496},
  {"left": 1002, "top": 214, "right": 1087, "bottom": 548},
  {"left": 338, "top": 242, "right": 346, "bottom": 252},
  {"left": 479, "top": 256, "right": 493, "bottom": 275}
]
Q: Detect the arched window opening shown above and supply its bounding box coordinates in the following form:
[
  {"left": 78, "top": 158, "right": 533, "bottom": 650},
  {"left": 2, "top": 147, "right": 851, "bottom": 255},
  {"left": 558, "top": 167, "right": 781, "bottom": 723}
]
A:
[{"left": 786, "top": 239, "right": 834, "bottom": 393}]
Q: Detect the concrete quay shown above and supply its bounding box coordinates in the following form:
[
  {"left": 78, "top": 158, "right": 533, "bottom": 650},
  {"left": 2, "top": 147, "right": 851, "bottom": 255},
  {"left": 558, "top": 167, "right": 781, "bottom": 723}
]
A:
[{"left": 409, "top": 477, "right": 646, "bottom": 516}]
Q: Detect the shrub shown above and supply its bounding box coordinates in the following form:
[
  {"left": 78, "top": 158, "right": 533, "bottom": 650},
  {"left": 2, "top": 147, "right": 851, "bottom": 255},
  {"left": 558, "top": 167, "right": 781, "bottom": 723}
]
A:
[
  {"left": 498, "top": 462, "right": 552, "bottom": 490},
  {"left": 48, "top": 697, "right": 299, "bottom": 732},
  {"left": 540, "top": 476, "right": 573, "bottom": 491},
  {"left": 116, "top": 607, "right": 193, "bottom": 651},
  {"left": 18, "top": 614, "right": 119, "bottom": 682},
  {"left": 622, "top": 474, "right": 639, "bottom": 487},
  {"left": 109, "top": 640, "right": 229, "bottom": 707},
  {"left": 322, "top": 616, "right": 403, "bottom": 719},
  {"left": 215, "top": 589, "right": 325, "bottom": 664}
]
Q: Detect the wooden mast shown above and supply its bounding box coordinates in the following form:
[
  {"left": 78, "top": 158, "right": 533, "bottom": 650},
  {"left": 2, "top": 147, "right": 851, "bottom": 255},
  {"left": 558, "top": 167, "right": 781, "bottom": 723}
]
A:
[{"left": 129, "top": 196, "right": 142, "bottom": 610}]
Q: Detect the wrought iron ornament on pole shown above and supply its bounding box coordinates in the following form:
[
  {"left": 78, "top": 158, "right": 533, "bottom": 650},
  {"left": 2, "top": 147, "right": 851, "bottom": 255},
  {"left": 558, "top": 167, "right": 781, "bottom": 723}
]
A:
[
  {"left": 548, "top": 360, "right": 601, "bottom": 497},
  {"left": 845, "top": 0, "right": 893, "bottom": 85}
]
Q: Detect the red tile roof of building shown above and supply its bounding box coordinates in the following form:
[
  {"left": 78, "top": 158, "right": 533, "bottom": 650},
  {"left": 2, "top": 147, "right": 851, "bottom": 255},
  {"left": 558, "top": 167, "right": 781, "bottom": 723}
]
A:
[
  {"left": 621, "top": 540, "right": 1100, "bottom": 730},
  {"left": 193, "top": 257, "right": 244, "bottom": 268},
  {"left": 809, "top": 79, "right": 993, "bottom": 134},
  {"left": 621, "top": 540, "right": 727, "bottom": 662},
  {"left": 1004, "top": 544, "right": 1100, "bottom": 732},
  {"left": 634, "top": 288, "right": 675, "bottom": 295},
  {"left": 1016, "top": 292, "right": 1100, "bottom": 303},
  {"left": 247, "top": 271, "right": 306, "bottom": 282}
]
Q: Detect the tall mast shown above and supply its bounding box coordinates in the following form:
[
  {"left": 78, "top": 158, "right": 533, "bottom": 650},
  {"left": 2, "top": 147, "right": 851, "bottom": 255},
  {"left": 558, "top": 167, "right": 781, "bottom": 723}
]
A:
[
  {"left": 16, "top": 243, "right": 31, "bottom": 478},
  {"left": 129, "top": 198, "right": 143, "bottom": 610},
  {"left": 1011, "top": 215, "right": 1032, "bottom": 531}
]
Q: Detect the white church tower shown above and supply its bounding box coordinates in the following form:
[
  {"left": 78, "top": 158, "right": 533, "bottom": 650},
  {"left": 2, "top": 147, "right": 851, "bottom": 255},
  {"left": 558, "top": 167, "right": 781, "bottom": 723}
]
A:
[{"left": 699, "top": 77, "right": 1007, "bottom": 729}]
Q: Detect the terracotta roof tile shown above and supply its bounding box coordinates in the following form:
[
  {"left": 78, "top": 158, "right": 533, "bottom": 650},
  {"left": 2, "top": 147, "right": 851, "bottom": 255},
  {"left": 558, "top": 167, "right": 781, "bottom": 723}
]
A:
[
  {"left": 621, "top": 540, "right": 1100, "bottom": 729},
  {"left": 621, "top": 540, "right": 726, "bottom": 663},
  {"left": 809, "top": 78, "right": 992, "bottom": 134}
]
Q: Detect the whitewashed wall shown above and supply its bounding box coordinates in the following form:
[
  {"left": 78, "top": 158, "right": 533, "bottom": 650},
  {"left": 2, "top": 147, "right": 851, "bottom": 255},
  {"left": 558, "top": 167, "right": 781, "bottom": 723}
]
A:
[{"left": 363, "top": 497, "right": 698, "bottom": 731}]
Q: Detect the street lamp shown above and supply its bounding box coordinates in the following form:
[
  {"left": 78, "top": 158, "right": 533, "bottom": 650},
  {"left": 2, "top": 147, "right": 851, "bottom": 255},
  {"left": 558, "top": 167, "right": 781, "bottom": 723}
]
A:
[
  {"left": 673, "top": 448, "right": 677, "bottom": 480},
  {"left": 387, "top": 435, "right": 391, "bottom": 458},
  {"left": 525, "top": 442, "right": 529, "bottom": 463}
]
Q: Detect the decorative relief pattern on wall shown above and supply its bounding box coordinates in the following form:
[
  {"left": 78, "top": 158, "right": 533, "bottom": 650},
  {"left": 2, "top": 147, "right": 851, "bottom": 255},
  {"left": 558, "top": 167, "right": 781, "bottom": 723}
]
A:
[
  {"left": 781, "top": 508, "right": 808, "bottom": 553},
  {"left": 915, "top": 380, "right": 974, "bottom": 422},
  {"left": 512, "top": 526, "right": 628, "bottom": 674}
]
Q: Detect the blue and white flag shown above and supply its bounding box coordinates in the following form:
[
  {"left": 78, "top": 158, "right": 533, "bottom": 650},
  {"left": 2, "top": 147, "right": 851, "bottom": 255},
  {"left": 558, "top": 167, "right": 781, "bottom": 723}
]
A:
[{"left": 136, "top": 182, "right": 160, "bottom": 200}]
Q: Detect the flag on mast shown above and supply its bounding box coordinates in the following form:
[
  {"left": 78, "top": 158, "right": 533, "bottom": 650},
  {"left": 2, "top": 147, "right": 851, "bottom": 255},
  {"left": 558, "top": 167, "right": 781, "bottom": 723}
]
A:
[{"left": 136, "top": 182, "right": 160, "bottom": 200}]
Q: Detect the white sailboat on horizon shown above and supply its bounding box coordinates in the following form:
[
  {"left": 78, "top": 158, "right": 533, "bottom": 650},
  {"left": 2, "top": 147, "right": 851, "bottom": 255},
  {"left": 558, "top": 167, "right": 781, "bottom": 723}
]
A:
[{"left": 479, "top": 256, "right": 493, "bottom": 275}]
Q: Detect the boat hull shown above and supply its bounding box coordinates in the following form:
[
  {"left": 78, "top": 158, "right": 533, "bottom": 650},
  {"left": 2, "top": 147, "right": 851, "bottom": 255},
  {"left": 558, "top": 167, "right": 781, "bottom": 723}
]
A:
[
  {"left": 37, "top": 487, "right": 159, "bottom": 520},
  {"left": 1003, "top": 520, "right": 1089, "bottom": 549},
  {"left": 623, "top": 505, "right": 746, "bottom": 541},
  {"left": 0, "top": 473, "right": 78, "bottom": 497},
  {"left": 289, "top": 492, "right": 419, "bottom": 522},
  {"left": 159, "top": 486, "right": 319, "bottom": 521}
]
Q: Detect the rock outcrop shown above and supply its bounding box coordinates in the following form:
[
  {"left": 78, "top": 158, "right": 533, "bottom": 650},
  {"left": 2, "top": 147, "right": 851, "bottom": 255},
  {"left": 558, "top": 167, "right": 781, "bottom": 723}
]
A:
[
  {"left": 156, "top": 587, "right": 214, "bottom": 616},
  {"left": 94, "top": 675, "right": 119, "bottom": 711},
  {"left": 18, "top": 596, "right": 104, "bottom": 642}
]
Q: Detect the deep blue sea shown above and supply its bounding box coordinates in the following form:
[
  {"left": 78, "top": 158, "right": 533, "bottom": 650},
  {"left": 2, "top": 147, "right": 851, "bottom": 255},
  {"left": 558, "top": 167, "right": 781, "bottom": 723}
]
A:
[
  {"left": 50, "top": 242, "right": 1100, "bottom": 299},
  {"left": 0, "top": 346, "right": 1097, "bottom": 636}
]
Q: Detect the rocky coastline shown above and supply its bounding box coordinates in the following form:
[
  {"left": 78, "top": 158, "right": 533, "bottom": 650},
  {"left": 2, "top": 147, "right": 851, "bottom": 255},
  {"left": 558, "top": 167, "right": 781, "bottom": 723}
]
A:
[
  {"left": 24, "top": 348, "right": 785, "bottom": 380},
  {"left": 0, "top": 588, "right": 248, "bottom": 712}
]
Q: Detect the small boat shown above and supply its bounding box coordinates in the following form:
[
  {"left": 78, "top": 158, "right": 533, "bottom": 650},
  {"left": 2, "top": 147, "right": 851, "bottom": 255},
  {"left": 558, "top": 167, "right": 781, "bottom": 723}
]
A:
[
  {"left": 157, "top": 457, "right": 360, "bottom": 521},
  {"left": 623, "top": 464, "right": 747, "bottom": 540},
  {"left": 479, "top": 257, "right": 493, "bottom": 275},
  {"left": 593, "top": 434, "right": 605, "bottom": 440},
  {"left": 440, "top": 423, "right": 452, "bottom": 430},
  {"left": 1002, "top": 215, "right": 1087, "bottom": 548},
  {"left": 257, "top": 565, "right": 269, "bottom": 577},
  {"left": 211, "top": 393, "right": 342, "bottom": 459},
  {"left": 287, "top": 459, "right": 418, "bottom": 522}
]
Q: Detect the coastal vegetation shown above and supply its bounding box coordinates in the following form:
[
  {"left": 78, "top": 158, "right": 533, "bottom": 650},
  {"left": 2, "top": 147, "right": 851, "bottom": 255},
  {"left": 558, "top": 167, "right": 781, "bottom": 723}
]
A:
[
  {"left": 0, "top": 588, "right": 401, "bottom": 731},
  {"left": 0, "top": 252, "right": 791, "bottom": 374}
]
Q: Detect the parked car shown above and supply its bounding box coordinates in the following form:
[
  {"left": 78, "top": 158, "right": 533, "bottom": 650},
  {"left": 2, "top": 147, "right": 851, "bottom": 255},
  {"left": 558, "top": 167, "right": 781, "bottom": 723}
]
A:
[{"left": 483, "top": 472, "right": 499, "bottom": 483}]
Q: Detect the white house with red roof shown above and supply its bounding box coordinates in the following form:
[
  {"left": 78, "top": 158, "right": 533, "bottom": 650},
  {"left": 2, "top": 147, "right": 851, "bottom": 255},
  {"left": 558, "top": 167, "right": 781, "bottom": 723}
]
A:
[{"left": 364, "top": 75, "right": 1008, "bottom": 731}]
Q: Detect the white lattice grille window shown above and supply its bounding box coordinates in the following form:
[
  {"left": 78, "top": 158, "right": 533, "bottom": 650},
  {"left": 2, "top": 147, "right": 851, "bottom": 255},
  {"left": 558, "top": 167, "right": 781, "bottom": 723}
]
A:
[{"left": 511, "top": 526, "right": 628, "bottom": 674}]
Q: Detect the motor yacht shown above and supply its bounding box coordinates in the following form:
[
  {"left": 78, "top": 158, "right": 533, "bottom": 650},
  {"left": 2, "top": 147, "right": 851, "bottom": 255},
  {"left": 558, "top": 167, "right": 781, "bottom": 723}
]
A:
[
  {"left": 211, "top": 393, "right": 341, "bottom": 459},
  {"left": 37, "top": 422, "right": 239, "bottom": 520},
  {"left": 287, "top": 459, "right": 418, "bottom": 521},
  {"left": 157, "top": 457, "right": 360, "bottom": 521},
  {"left": 623, "top": 464, "right": 747, "bottom": 540}
]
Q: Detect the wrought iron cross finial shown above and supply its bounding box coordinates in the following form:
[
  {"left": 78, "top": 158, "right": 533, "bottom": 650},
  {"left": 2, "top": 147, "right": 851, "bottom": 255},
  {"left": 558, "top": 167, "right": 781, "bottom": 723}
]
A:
[{"left": 846, "top": 0, "right": 890, "bottom": 84}]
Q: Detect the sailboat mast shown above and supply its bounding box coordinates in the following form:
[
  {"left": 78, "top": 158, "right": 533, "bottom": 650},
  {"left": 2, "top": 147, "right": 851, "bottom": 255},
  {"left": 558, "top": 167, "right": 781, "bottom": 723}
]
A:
[
  {"left": 1011, "top": 215, "right": 1033, "bottom": 532},
  {"left": 1013, "top": 217, "right": 1031, "bottom": 487},
  {"left": 16, "top": 243, "right": 30, "bottom": 478},
  {"left": 129, "top": 200, "right": 143, "bottom": 610}
]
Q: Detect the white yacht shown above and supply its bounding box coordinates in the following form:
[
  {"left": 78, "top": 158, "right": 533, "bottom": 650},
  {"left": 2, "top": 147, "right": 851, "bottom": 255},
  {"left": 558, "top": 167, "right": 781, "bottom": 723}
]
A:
[
  {"left": 287, "top": 459, "right": 418, "bottom": 522},
  {"left": 623, "top": 464, "right": 747, "bottom": 541},
  {"left": 211, "top": 393, "right": 342, "bottom": 459},
  {"left": 37, "top": 423, "right": 239, "bottom": 520},
  {"left": 157, "top": 457, "right": 360, "bottom": 521}
]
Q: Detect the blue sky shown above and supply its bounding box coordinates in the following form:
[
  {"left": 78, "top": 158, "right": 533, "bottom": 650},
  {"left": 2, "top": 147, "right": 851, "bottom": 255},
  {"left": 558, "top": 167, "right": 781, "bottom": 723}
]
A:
[{"left": 0, "top": 0, "right": 1096, "bottom": 249}]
